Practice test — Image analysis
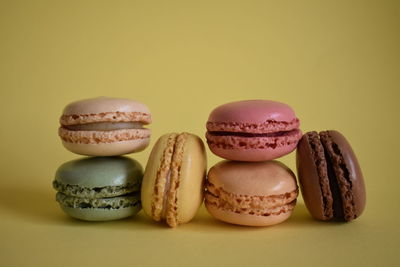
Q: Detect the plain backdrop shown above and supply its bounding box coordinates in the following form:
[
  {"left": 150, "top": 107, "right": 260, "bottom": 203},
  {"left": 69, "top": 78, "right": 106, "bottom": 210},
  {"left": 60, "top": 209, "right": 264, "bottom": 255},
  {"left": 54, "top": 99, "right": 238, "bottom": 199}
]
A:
[{"left": 0, "top": 1, "right": 399, "bottom": 266}]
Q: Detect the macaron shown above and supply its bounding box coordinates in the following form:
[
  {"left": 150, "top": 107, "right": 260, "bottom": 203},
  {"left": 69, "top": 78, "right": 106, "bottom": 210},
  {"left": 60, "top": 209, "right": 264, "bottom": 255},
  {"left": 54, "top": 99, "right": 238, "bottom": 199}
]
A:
[
  {"left": 59, "top": 97, "right": 151, "bottom": 156},
  {"left": 206, "top": 100, "right": 302, "bottom": 161},
  {"left": 53, "top": 156, "right": 143, "bottom": 221},
  {"left": 296, "top": 130, "right": 366, "bottom": 222},
  {"left": 141, "top": 132, "right": 207, "bottom": 227},
  {"left": 205, "top": 160, "right": 298, "bottom": 226}
]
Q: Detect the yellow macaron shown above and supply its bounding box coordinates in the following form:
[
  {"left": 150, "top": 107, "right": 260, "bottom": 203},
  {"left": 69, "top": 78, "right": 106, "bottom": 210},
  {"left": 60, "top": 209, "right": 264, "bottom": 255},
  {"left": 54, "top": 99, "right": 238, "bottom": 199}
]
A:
[{"left": 141, "top": 132, "right": 207, "bottom": 227}]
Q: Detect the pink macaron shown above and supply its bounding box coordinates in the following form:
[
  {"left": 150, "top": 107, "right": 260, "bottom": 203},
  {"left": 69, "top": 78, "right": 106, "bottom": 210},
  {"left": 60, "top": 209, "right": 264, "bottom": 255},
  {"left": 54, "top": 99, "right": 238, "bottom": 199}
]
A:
[{"left": 206, "top": 100, "right": 302, "bottom": 161}]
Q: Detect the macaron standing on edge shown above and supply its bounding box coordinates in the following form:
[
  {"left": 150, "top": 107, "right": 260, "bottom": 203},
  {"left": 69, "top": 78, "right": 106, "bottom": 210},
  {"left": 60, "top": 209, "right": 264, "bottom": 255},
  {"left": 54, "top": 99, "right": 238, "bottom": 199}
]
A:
[
  {"left": 141, "top": 132, "right": 207, "bottom": 227},
  {"left": 206, "top": 100, "right": 302, "bottom": 161},
  {"left": 53, "top": 156, "right": 143, "bottom": 221},
  {"left": 296, "top": 130, "right": 366, "bottom": 222},
  {"left": 205, "top": 160, "right": 298, "bottom": 226},
  {"left": 59, "top": 97, "right": 152, "bottom": 156}
]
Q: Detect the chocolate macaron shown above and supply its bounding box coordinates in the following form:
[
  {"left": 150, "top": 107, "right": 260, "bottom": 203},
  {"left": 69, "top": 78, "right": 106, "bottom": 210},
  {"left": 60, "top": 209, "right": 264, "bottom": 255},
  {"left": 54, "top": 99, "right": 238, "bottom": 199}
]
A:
[{"left": 296, "top": 130, "right": 366, "bottom": 222}]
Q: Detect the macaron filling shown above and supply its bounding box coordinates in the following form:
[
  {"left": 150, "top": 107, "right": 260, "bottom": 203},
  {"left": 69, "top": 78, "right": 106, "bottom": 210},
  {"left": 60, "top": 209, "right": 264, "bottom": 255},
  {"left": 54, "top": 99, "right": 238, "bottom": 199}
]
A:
[
  {"left": 56, "top": 192, "right": 141, "bottom": 210},
  {"left": 53, "top": 180, "right": 141, "bottom": 198},
  {"left": 207, "top": 129, "right": 300, "bottom": 138},
  {"left": 160, "top": 170, "right": 172, "bottom": 219},
  {"left": 319, "top": 131, "right": 355, "bottom": 221},
  {"left": 60, "top": 111, "right": 151, "bottom": 126},
  {"left": 63, "top": 122, "right": 145, "bottom": 131},
  {"left": 206, "top": 119, "right": 300, "bottom": 134}
]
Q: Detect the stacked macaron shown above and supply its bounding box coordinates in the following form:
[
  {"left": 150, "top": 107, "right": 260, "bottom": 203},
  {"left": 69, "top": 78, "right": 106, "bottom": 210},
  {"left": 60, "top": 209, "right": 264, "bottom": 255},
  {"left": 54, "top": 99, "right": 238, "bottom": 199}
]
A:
[
  {"left": 205, "top": 100, "right": 302, "bottom": 226},
  {"left": 205, "top": 100, "right": 366, "bottom": 225},
  {"left": 53, "top": 97, "right": 152, "bottom": 221}
]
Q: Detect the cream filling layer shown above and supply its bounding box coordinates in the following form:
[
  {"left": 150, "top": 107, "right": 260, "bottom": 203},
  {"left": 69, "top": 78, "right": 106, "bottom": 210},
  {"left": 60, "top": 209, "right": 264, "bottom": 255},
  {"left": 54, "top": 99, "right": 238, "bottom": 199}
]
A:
[
  {"left": 160, "top": 170, "right": 172, "bottom": 219},
  {"left": 63, "top": 122, "right": 144, "bottom": 131}
]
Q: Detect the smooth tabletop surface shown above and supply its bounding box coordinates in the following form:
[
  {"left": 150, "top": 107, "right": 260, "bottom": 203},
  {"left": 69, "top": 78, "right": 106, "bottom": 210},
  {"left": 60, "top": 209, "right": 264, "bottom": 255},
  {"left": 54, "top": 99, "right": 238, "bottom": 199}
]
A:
[{"left": 1, "top": 1, "right": 399, "bottom": 266}]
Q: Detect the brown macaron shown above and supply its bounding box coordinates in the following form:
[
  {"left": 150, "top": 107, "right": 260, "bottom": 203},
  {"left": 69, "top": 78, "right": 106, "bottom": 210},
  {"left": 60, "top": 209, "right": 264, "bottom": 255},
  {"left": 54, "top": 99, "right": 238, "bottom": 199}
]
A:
[{"left": 296, "top": 130, "right": 366, "bottom": 222}]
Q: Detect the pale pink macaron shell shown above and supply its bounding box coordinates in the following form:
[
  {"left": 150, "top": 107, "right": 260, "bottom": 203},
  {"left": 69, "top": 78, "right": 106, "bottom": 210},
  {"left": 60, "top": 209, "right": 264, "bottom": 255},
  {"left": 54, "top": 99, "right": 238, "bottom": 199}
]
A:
[
  {"left": 62, "top": 97, "right": 151, "bottom": 117},
  {"left": 206, "top": 100, "right": 301, "bottom": 161},
  {"left": 205, "top": 160, "right": 298, "bottom": 226}
]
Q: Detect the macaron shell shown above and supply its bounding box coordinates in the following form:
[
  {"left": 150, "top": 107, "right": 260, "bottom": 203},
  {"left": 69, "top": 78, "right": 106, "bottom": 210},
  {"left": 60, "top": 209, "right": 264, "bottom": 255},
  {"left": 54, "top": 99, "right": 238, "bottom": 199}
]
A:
[
  {"left": 207, "top": 100, "right": 297, "bottom": 124},
  {"left": 208, "top": 161, "right": 297, "bottom": 196},
  {"left": 206, "top": 204, "right": 293, "bottom": 227},
  {"left": 296, "top": 133, "right": 327, "bottom": 220},
  {"left": 62, "top": 97, "right": 150, "bottom": 116},
  {"left": 59, "top": 205, "right": 141, "bottom": 221},
  {"left": 61, "top": 137, "right": 150, "bottom": 156},
  {"left": 176, "top": 134, "right": 207, "bottom": 224},
  {"left": 141, "top": 134, "right": 170, "bottom": 219},
  {"left": 55, "top": 156, "right": 143, "bottom": 188},
  {"left": 325, "top": 130, "right": 366, "bottom": 219},
  {"left": 205, "top": 161, "right": 298, "bottom": 226}
]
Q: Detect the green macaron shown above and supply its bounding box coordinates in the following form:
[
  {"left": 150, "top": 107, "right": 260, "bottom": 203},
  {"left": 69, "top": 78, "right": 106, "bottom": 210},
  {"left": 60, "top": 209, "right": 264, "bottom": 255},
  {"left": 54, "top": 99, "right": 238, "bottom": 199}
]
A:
[{"left": 53, "top": 156, "right": 143, "bottom": 221}]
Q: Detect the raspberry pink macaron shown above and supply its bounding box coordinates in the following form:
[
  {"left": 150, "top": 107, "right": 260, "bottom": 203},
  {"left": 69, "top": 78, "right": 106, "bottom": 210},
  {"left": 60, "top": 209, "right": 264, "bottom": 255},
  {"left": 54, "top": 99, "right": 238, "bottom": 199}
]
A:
[
  {"left": 206, "top": 100, "right": 302, "bottom": 161},
  {"left": 59, "top": 97, "right": 151, "bottom": 156}
]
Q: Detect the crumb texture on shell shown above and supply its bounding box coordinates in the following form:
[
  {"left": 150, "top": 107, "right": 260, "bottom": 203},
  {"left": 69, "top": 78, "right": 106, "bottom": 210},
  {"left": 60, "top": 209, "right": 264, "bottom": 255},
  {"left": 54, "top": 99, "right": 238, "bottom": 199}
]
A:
[
  {"left": 60, "top": 111, "right": 151, "bottom": 125},
  {"left": 206, "top": 119, "right": 300, "bottom": 133},
  {"left": 59, "top": 128, "right": 151, "bottom": 144},
  {"left": 206, "top": 181, "right": 298, "bottom": 216}
]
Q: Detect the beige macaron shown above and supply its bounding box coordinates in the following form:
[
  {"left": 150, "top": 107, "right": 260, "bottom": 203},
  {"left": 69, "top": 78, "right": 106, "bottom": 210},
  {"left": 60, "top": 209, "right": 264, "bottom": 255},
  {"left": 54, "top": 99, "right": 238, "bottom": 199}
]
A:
[
  {"left": 205, "top": 160, "right": 298, "bottom": 226},
  {"left": 141, "top": 132, "right": 207, "bottom": 227},
  {"left": 59, "top": 97, "right": 151, "bottom": 156}
]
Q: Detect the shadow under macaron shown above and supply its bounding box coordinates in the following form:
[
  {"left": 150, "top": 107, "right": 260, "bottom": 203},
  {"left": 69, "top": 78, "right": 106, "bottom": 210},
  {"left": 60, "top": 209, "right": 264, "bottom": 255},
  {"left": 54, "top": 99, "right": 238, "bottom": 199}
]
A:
[
  {"left": 0, "top": 184, "right": 347, "bottom": 230},
  {"left": 0, "top": 184, "right": 68, "bottom": 224},
  {"left": 278, "top": 202, "right": 352, "bottom": 229},
  {"left": 180, "top": 202, "right": 349, "bottom": 232}
]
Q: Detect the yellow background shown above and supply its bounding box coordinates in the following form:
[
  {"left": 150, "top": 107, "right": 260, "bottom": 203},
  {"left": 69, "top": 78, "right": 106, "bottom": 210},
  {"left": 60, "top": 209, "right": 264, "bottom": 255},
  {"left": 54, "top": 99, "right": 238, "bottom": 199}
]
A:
[{"left": 1, "top": 0, "right": 399, "bottom": 266}]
